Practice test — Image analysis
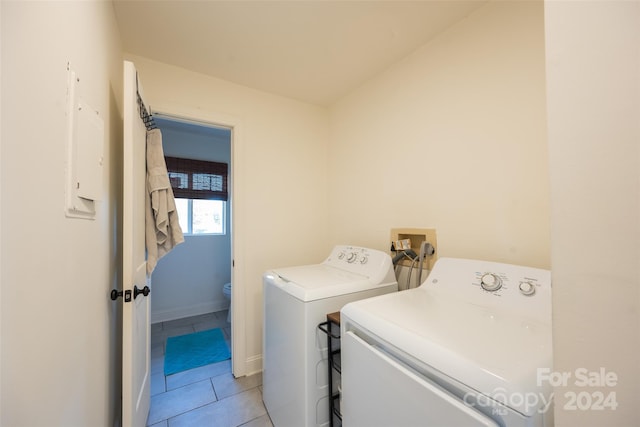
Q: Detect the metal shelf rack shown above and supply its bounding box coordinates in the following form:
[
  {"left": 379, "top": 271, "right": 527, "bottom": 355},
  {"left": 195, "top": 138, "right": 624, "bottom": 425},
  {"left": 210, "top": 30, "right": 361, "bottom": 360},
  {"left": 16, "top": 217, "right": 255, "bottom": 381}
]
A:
[{"left": 318, "top": 311, "right": 342, "bottom": 427}]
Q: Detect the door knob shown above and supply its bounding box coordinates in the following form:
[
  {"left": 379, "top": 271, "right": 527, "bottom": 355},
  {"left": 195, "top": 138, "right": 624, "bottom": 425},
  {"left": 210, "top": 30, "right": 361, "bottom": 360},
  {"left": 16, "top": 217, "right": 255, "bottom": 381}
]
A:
[{"left": 134, "top": 285, "right": 150, "bottom": 299}]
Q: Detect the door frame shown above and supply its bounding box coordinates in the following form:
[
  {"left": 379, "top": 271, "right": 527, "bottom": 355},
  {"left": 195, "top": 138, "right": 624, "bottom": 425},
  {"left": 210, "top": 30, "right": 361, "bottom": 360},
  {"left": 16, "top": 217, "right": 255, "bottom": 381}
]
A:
[{"left": 149, "top": 104, "right": 247, "bottom": 377}]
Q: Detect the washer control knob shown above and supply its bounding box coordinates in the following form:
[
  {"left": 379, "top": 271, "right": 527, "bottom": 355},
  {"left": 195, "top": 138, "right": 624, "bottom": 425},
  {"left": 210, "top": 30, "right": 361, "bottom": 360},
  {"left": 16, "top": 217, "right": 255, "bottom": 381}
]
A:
[
  {"left": 347, "top": 252, "right": 358, "bottom": 263},
  {"left": 338, "top": 251, "right": 346, "bottom": 260},
  {"left": 359, "top": 256, "right": 368, "bottom": 264},
  {"left": 480, "top": 273, "right": 502, "bottom": 292},
  {"left": 519, "top": 281, "right": 536, "bottom": 296}
]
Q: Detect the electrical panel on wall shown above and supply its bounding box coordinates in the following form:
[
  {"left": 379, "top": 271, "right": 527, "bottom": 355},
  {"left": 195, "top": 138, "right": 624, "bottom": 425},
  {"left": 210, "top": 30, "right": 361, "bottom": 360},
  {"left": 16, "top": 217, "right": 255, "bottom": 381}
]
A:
[{"left": 65, "top": 63, "right": 104, "bottom": 219}]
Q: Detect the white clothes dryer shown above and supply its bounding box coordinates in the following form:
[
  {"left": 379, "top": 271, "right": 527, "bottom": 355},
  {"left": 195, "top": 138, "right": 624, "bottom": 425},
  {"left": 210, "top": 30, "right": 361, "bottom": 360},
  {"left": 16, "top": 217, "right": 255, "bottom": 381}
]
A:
[
  {"left": 262, "top": 245, "right": 397, "bottom": 427},
  {"left": 341, "top": 257, "right": 553, "bottom": 427}
]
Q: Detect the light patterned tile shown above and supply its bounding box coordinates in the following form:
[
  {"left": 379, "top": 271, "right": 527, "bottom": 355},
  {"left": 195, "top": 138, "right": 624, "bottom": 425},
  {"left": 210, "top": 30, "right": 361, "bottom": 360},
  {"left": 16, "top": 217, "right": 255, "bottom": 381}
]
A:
[
  {"left": 151, "top": 340, "right": 164, "bottom": 357},
  {"left": 151, "top": 351, "right": 164, "bottom": 376},
  {"left": 164, "top": 313, "right": 214, "bottom": 330},
  {"left": 212, "top": 372, "right": 262, "bottom": 400},
  {"left": 166, "top": 359, "right": 232, "bottom": 390},
  {"left": 222, "top": 326, "right": 232, "bottom": 340},
  {"left": 147, "top": 379, "right": 216, "bottom": 425},
  {"left": 162, "top": 325, "right": 195, "bottom": 339},
  {"left": 213, "top": 310, "right": 229, "bottom": 321},
  {"left": 151, "top": 371, "right": 166, "bottom": 396},
  {"left": 150, "top": 312, "right": 270, "bottom": 427},
  {"left": 167, "top": 388, "right": 266, "bottom": 427},
  {"left": 193, "top": 317, "right": 228, "bottom": 332},
  {"left": 162, "top": 317, "right": 197, "bottom": 329},
  {"left": 182, "top": 314, "right": 217, "bottom": 331},
  {"left": 151, "top": 322, "right": 163, "bottom": 336},
  {"left": 240, "top": 414, "right": 274, "bottom": 427}
]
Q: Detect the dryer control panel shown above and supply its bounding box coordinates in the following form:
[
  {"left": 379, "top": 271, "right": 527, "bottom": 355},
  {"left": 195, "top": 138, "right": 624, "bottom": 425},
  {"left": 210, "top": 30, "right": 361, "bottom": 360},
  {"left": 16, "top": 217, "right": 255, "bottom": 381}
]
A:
[{"left": 423, "top": 257, "right": 551, "bottom": 323}]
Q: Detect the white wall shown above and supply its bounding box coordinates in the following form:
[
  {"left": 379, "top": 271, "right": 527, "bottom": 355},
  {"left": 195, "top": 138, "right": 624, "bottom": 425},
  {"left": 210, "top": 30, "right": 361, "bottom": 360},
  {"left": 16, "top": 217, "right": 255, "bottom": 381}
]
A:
[
  {"left": 0, "top": 0, "right": 3, "bottom": 412},
  {"left": 328, "top": 1, "right": 550, "bottom": 269},
  {"left": 127, "top": 54, "right": 331, "bottom": 373},
  {"left": 545, "top": 1, "right": 640, "bottom": 425},
  {"left": 1, "top": 2, "right": 635, "bottom": 424},
  {"left": 151, "top": 235, "right": 231, "bottom": 323},
  {"left": 128, "top": 0, "right": 549, "bottom": 377},
  {"left": 1, "top": 2, "right": 123, "bottom": 426},
  {"left": 151, "top": 119, "right": 232, "bottom": 323}
]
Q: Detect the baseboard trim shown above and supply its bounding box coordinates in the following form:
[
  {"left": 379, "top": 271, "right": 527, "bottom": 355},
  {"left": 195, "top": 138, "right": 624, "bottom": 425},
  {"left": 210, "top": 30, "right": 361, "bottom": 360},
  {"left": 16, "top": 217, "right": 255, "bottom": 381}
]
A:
[
  {"left": 244, "top": 354, "right": 263, "bottom": 377},
  {"left": 151, "top": 300, "right": 229, "bottom": 324}
]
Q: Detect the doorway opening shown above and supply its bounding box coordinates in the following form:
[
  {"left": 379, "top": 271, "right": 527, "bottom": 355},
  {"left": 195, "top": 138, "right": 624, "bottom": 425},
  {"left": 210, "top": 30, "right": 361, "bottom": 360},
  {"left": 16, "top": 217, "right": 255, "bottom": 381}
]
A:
[
  {"left": 147, "top": 105, "right": 246, "bottom": 378},
  {"left": 149, "top": 114, "right": 234, "bottom": 376}
]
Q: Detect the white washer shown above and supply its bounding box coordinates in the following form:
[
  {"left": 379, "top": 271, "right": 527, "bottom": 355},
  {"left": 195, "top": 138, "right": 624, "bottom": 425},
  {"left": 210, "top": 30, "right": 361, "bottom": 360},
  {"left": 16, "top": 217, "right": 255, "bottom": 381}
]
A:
[
  {"left": 263, "top": 245, "right": 398, "bottom": 427},
  {"left": 341, "top": 257, "right": 553, "bottom": 427}
]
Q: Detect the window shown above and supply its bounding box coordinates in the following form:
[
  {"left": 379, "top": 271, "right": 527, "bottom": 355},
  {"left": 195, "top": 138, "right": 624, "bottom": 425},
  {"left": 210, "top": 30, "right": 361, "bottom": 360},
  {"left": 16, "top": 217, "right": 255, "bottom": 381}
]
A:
[
  {"left": 166, "top": 157, "right": 228, "bottom": 235},
  {"left": 175, "top": 198, "right": 225, "bottom": 235}
]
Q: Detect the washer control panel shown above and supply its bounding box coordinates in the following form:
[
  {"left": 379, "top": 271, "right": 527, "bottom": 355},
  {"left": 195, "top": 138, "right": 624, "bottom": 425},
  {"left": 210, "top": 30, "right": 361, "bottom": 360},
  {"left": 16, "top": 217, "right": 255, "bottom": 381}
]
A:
[
  {"left": 324, "top": 245, "right": 395, "bottom": 280},
  {"left": 337, "top": 248, "right": 369, "bottom": 265},
  {"left": 333, "top": 246, "right": 371, "bottom": 265},
  {"left": 425, "top": 257, "right": 551, "bottom": 322}
]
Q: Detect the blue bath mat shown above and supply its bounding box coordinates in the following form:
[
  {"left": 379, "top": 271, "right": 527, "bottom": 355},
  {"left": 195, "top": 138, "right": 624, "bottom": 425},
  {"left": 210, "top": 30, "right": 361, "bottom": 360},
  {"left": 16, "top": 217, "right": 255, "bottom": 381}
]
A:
[{"left": 164, "top": 328, "right": 230, "bottom": 376}]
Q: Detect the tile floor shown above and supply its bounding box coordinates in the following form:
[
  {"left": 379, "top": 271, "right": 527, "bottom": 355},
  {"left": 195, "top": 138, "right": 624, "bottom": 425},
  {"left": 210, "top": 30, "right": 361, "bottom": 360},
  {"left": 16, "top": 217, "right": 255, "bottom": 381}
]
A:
[{"left": 149, "top": 311, "right": 273, "bottom": 427}]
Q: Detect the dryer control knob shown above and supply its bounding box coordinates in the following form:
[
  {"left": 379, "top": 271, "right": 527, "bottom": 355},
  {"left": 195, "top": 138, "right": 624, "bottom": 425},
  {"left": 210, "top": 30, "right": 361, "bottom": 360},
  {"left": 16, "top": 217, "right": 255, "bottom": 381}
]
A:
[
  {"left": 359, "top": 256, "right": 368, "bottom": 264},
  {"left": 519, "top": 281, "right": 536, "bottom": 296},
  {"left": 480, "top": 273, "right": 502, "bottom": 292},
  {"left": 347, "top": 252, "right": 358, "bottom": 263}
]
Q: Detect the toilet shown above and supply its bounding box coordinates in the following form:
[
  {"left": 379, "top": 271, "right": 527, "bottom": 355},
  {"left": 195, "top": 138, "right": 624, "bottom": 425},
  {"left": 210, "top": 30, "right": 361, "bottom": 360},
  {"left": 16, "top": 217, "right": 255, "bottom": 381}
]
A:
[{"left": 223, "top": 282, "right": 232, "bottom": 323}]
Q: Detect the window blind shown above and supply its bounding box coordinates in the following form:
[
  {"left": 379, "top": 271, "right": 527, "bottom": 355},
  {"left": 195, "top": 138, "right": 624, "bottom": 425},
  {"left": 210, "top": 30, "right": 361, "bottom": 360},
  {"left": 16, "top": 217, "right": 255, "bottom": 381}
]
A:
[{"left": 165, "top": 156, "right": 228, "bottom": 201}]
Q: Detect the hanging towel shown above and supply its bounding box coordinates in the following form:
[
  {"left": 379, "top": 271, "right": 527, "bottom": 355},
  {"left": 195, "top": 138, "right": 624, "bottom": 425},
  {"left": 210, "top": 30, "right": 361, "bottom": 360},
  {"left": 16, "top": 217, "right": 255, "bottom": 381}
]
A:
[{"left": 145, "top": 128, "right": 184, "bottom": 275}]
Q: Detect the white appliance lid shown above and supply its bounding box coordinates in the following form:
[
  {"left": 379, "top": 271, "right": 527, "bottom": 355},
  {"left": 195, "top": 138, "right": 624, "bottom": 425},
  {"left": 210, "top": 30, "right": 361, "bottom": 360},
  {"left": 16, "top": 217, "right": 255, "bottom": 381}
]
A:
[
  {"left": 341, "top": 287, "right": 553, "bottom": 417},
  {"left": 273, "top": 264, "right": 367, "bottom": 287},
  {"left": 270, "top": 264, "right": 390, "bottom": 301}
]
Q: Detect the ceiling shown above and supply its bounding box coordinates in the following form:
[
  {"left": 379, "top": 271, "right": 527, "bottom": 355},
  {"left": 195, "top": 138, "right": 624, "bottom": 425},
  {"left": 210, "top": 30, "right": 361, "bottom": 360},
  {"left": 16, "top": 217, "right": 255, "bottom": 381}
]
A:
[{"left": 113, "top": 1, "right": 486, "bottom": 106}]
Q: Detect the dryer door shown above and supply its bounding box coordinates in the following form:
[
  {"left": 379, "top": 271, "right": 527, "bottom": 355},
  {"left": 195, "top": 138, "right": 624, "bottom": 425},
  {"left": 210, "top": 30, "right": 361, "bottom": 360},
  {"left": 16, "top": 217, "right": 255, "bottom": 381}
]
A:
[{"left": 342, "top": 331, "right": 499, "bottom": 427}]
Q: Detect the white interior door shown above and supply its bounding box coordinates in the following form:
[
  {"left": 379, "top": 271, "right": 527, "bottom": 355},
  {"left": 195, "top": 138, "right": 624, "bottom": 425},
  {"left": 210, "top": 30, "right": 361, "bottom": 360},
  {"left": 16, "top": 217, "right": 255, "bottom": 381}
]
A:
[{"left": 122, "top": 60, "right": 151, "bottom": 427}]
